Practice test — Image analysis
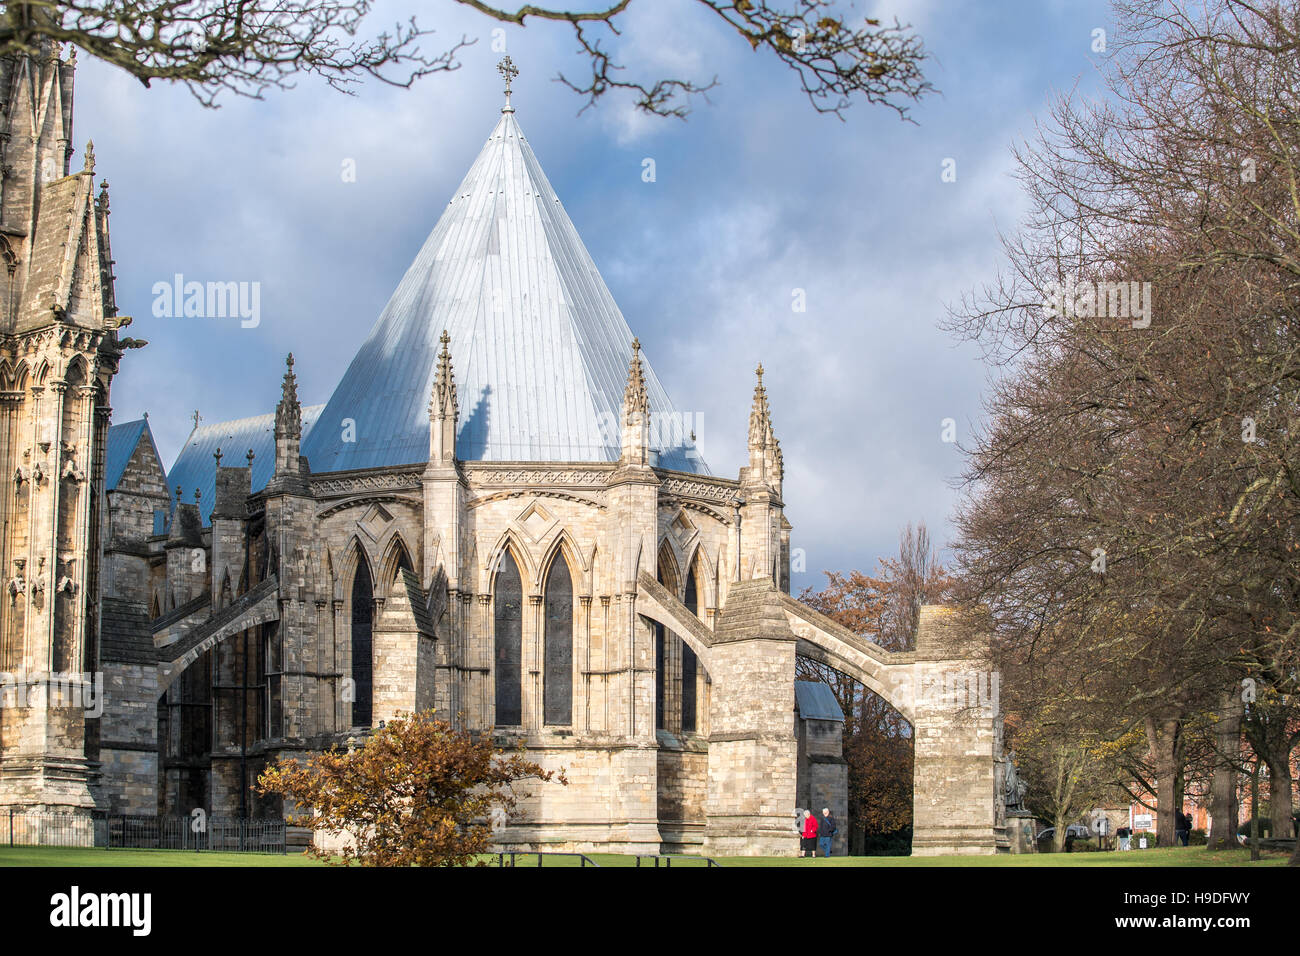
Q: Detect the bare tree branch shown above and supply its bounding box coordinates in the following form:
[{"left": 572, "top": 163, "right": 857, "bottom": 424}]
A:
[{"left": 0, "top": 1, "right": 932, "bottom": 116}]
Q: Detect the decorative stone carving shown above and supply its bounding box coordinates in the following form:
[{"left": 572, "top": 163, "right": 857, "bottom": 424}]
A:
[
  {"left": 467, "top": 466, "right": 611, "bottom": 486},
  {"left": 661, "top": 476, "right": 742, "bottom": 505},
  {"left": 312, "top": 471, "right": 421, "bottom": 496}
]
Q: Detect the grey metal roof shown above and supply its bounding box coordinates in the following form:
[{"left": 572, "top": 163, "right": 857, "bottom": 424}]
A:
[
  {"left": 795, "top": 681, "right": 846, "bottom": 722},
  {"left": 301, "top": 106, "right": 708, "bottom": 475},
  {"left": 166, "top": 405, "right": 324, "bottom": 526}
]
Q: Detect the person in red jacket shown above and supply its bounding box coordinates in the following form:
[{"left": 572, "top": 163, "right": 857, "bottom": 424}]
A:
[{"left": 800, "top": 809, "right": 819, "bottom": 857}]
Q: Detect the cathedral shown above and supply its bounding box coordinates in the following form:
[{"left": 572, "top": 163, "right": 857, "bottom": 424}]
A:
[{"left": 0, "top": 47, "right": 1007, "bottom": 857}]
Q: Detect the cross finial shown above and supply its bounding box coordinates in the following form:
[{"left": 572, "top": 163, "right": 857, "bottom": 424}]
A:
[
  {"left": 246, "top": 448, "right": 255, "bottom": 468},
  {"left": 214, "top": 447, "right": 223, "bottom": 468},
  {"left": 497, "top": 56, "right": 519, "bottom": 113},
  {"left": 192, "top": 409, "right": 202, "bottom": 430}
]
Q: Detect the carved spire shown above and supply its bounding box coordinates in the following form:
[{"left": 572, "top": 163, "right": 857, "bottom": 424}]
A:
[
  {"left": 428, "top": 330, "right": 458, "bottom": 465},
  {"left": 429, "top": 329, "right": 458, "bottom": 422},
  {"left": 748, "top": 362, "right": 771, "bottom": 447},
  {"left": 623, "top": 337, "right": 649, "bottom": 421},
  {"left": 746, "top": 362, "right": 782, "bottom": 488},
  {"left": 83, "top": 139, "right": 94, "bottom": 174},
  {"left": 620, "top": 338, "right": 651, "bottom": 466},
  {"left": 273, "top": 353, "right": 303, "bottom": 479},
  {"left": 275, "top": 353, "right": 301, "bottom": 441}
]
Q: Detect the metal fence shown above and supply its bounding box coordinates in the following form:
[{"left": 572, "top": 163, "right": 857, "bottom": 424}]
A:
[
  {"left": 4, "top": 810, "right": 286, "bottom": 855},
  {"left": 493, "top": 851, "right": 601, "bottom": 867}
]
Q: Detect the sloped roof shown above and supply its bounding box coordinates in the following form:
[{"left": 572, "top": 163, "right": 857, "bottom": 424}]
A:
[
  {"left": 105, "top": 417, "right": 166, "bottom": 493},
  {"left": 19, "top": 168, "right": 112, "bottom": 332},
  {"left": 100, "top": 597, "right": 156, "bottom": 665},
  {"left": 399, "top": 568, "right": 436, "bottom": 638},
  {"left": 301, "top": 105, "right": 708, "bottom": 475},
  {"left": 167, "top": 405, "right": 324, "bottom": 526},
  {"left": 795, "top": 681, "right": 845, "bottom": 722}
]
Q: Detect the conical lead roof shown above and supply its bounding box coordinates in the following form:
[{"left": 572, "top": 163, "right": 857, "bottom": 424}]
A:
[{"left": 303, "top": 106, "right": 707, "bottom": 474}]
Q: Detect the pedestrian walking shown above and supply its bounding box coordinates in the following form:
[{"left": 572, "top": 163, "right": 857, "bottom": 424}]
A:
[
  {"left": 799, "top": 809, "right": 818, "bottom": 857},
  {"left": 818, "top": 807, "right": 837, "bottom": 857}
]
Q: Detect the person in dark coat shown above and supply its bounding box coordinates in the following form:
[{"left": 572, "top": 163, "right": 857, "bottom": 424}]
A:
[
  {"left": 818, "top": 808, "right": 838, "bottom": 857},
  {"left": 1175, "top": 809, "right": 1191, "bottom": 847}
]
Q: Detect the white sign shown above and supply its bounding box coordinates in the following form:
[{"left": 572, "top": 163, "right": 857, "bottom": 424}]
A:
[{"left": 1133, "top": 814, "right": 1153, "bottom": 829}]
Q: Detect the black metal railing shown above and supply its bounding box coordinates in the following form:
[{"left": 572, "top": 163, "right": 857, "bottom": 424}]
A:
[
  {"left": 4, "top": 810, "right": 286, "bottom": 855},
  {"left": 493, "top": 851, "right": 601, "bottom": 867},
  {"left": 3, "top": 810, "right": 97, "bottom": 848},
  {"left": 634, "top": 853, "right": 722, "bottom": 867}
]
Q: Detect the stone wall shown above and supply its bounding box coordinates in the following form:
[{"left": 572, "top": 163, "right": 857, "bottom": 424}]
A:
[
  {"left": 493, "top": 742, "right": 661, "bottom": 854},
  {"left": 908, "top": 607, "right": 1006, "bottom": 855},
  {"left": 98, "top": 661, "right": 158, "bottom": 814},
  {"left": 655, "top": 735, "right": 708, "bottom": 851},
  {"left": 705, "top": 581, "right": 799, "bottom": 856}
]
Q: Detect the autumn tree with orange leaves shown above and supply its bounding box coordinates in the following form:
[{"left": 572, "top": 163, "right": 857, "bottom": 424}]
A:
[{"left": 257, "top": 710, "right": 565, "bottom": 866}]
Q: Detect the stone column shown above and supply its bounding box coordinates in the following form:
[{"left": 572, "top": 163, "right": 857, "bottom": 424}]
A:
[
  {"left": 704, "top": 579, "right": 798, "bottom": 856},
  {"left": 908, "top": 607, "right": 1007, "bottom": 855}
]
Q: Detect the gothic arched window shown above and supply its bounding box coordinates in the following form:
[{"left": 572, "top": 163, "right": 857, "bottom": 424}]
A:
[
  {"left": 494, "top": 551, "right": 523, "bottom": 726},
  {"left": 543, "top": 557, "right": 573, "bottom": 726},
  {"left": 350, "top": 558, "right": 373, "bottom": 728},
  {"left": 682, "top": 568, "right": 699, "bottom": 733}
]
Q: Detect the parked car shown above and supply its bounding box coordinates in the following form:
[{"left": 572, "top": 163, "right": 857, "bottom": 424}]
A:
[{"left": 1036, "top": 824, "right": 1091, "bottom": 842}]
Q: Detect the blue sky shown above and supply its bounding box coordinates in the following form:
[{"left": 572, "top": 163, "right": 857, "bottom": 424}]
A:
[{"left": 76, "top": 0, "right": 1113, "bottom": 592}]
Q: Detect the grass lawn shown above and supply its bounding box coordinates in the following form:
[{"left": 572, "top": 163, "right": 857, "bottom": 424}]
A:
[
  {"left": 0, "top": 846, "right": 323, "bottom": 867},
  {"left": 0, "top": 845, "right": 1289, "bottom": 867}
]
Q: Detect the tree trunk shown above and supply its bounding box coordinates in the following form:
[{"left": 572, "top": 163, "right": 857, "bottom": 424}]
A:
[
  {"left": 1246, "top": 711, "right": 1297, "bottom": 842},
  {"left": 1146, "top": 716, "right": 1181, "bottom": 847},
  {"left": 1265, "top": 754, "right": 1294, "bottom": 840},
  {"left": 1207, "top": 692, "right": 1243, "bottom": 851}
]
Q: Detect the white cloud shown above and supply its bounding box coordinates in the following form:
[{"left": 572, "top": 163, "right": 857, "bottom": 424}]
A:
[{"left": 74, "top": 0, "right": 1115, "bottom": 588}]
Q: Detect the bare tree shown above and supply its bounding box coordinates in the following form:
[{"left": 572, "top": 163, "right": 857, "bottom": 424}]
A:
[
  {"left": 947, "top": 0, "right": 1300, "bottom": 860},
  {"left": 0, "top": 0, "right": 931, "bottom": 116}
]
